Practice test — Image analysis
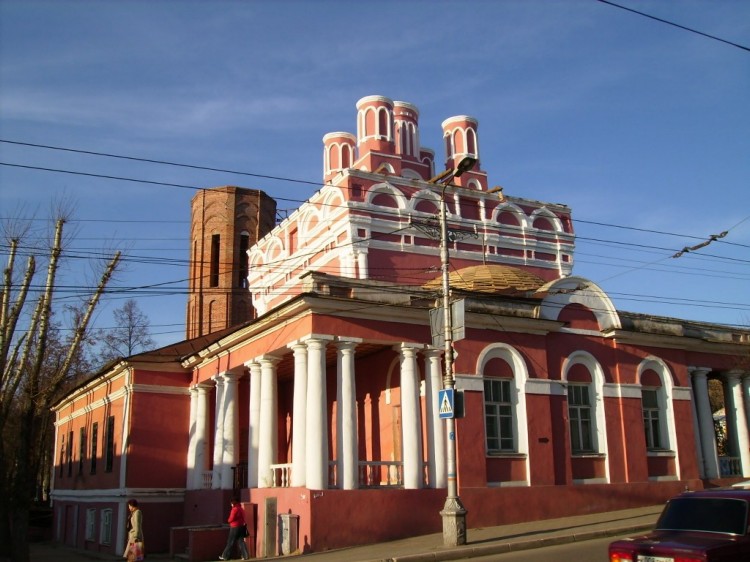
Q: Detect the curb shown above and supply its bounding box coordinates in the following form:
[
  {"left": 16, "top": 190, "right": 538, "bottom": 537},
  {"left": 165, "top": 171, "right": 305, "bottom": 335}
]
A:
[{"left": 380, "top": 523, "right": 654, "bottom": 562}]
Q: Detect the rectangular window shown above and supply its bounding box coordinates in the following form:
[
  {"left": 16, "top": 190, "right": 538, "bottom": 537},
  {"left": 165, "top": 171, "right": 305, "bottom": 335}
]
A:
[
  {"left": 90, "top": 422, "right": 98, "bottom": 474},
  {"left": 79, "top": 427, "right": 86, "bottom": 475},
  {"left": 100, "top": 509, "right": 113, "bottom": 545},
  {"left": 67, "top": 431, "right": 74, "bottom": 477},
  {"left": 568, "top": 385, "right": 593, "bottom": 454},
  {"left": 59, "top": 434, "right": 65, "bottom": 478},
  {"left": 85, "top": 508, "right": 96, "bottom": 541},
  {"left": 105, "top": 416, "right": 115, "bottom": 473},
  {"left": 484, "top": 379, "right": 514, "bottom": 452},
  {"left": 642, "top": 389, "right": 662, "bottom": 450},
  {"left": 238, "top": 233, "right": 249, "bottom": 288},
  {"left": 210, "top": 233, "right": 220, "bottom": 287}
]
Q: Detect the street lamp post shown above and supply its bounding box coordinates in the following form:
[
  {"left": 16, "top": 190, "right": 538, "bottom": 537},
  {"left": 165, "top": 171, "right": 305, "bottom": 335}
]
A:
[{"left": 433, "top": 156, "right": 477, "bottom": 546}]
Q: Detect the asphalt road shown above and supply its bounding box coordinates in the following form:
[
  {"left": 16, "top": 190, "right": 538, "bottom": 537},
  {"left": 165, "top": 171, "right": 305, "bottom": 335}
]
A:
[{"left": 464, "top": 533, "right": 629, "bottom": 561}]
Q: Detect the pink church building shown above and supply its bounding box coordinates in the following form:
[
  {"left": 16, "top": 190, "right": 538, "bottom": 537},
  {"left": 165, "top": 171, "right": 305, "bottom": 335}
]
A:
[{"left": 51, "top": 95, "right": 750, "bottom": 559}]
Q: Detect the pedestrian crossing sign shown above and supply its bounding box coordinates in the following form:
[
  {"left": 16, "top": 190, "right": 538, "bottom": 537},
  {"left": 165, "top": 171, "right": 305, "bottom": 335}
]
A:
[{"left": 438, "top": 389, "right": 454, "bottom": 419}]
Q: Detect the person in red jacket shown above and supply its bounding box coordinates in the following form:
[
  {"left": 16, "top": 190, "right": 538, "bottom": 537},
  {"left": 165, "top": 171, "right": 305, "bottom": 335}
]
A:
[{"left": 219, "top": 497, "right": 250, "bottom": 561}]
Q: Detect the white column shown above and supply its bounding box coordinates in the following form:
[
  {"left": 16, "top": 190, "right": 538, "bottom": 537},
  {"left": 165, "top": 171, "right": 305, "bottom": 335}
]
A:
[
  {"left": 220, "top": 370, "right": 241, "bottom": 490},
  {"left": 194, "top": 385, "right": 211, "bottom": 489},
  {"left": 246, "top": 361, "right": 262, "bottom": 488},
  {"left": 336, "top": 341, "right": 358, "bottom": 490},
  {"left": 186, "top": 386, "right": 199, "bottom": 490},
  {"left": 423, "top": 348, "right": 446, "bottom": 488},
  {"left": 305, "top": 337, "right": 329, "bottom": 490},
  {"left": 289, "top": 343, "right": 308, "bottom": 487},
  {"left": 257, "top": 356, "right": 280, "bottom": 488},
  {"left": 211, "top": 375, "right": 226, "bottom": 489},
  {"left": 691, "top": 367, "right": 719, "bottom": 479},
  {"left": 398, "top": 343, "right": 424, "bottom": 489},
  {"left": 356, "top": 248, "right": 369, "bottom": 279},
  {"left": 727, "top": 370, "right": 750, "bottom": 477}
]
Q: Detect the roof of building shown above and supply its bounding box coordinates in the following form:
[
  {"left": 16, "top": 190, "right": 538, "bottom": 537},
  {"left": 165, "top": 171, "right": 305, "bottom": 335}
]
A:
[{"left": 423, "top": 264, "right": 547, "bottom": 295}]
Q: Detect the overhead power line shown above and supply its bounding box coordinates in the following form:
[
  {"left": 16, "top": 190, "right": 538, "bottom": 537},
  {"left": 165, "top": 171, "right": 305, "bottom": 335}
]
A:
[
  {"left": 0, "top": 139, "right": 321, "bottom": 188},
  {"left": 672, "top": 230, "right": 728, "bottom": 259},
  {"left": 596, "top": 0, "right": 750, "bottom": 53}
]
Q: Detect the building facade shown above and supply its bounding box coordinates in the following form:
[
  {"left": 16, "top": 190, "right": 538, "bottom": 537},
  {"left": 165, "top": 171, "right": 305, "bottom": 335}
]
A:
[{"left": 51, "top": 95, "right": 750, "bottom": 558}]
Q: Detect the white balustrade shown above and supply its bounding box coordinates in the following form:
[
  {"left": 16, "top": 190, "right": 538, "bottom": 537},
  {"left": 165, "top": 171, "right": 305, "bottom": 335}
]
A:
[{"left": 270, "top": 463, "right": 293, "bottom": 487}]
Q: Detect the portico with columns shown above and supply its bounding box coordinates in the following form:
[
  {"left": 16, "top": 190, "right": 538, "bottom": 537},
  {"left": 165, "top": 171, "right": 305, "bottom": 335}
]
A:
[
  {"left": 184, "top": 332, "right": 449, "bottom": 494},
  {"left": 690, "top": 366, "right": 750, "bottom": 479}
]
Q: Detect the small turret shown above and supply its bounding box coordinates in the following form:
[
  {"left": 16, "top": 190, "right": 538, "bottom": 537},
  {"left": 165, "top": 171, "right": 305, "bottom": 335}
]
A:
[{"left": 323, "top": 132, "right": 356, "bottom": 183}]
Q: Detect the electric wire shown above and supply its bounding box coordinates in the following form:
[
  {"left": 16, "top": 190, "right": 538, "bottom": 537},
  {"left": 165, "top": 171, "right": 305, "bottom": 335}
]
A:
[
  {"left": 3, "top": 142, "right": 748, "bottom": 329},
  {"left": 596, "top": 0, "right": 750, "bottom": 53}
]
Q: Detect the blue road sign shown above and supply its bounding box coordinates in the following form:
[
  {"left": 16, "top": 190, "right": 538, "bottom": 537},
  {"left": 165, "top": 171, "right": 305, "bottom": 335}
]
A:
[{"left": 438, "top": 388, "right": 454, "bottom": 419}]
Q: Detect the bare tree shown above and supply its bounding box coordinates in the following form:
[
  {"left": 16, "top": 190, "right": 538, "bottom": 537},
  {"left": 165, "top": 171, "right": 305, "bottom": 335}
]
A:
[
  {"left": 0, "top": 212, "right": 120, "bottom": 562},
  {"left": 94, "top": 299, "right": 155, "bottom": 365}
]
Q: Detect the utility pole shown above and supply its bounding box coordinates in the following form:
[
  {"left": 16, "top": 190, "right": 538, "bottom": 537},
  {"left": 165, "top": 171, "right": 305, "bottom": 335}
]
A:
[{"left": 415, "top": 155, "right": 477, "bottom": 546}]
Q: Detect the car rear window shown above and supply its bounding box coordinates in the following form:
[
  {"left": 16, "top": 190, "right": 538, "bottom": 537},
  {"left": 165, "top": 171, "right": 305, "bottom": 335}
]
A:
[{"left": 656, "top": 497, "right": 749, "bottom": 535}]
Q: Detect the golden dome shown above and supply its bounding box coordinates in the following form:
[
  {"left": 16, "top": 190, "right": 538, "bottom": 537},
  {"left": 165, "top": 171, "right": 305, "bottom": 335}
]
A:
[{"left": 423, "top": 264, "right": 546, "bottom": 294}]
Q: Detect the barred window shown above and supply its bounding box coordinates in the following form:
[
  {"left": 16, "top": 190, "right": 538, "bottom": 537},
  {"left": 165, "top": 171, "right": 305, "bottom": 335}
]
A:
[
  {"left": 484, "top": 378, "right": 515, "bottom": 452},
  {"left": 568, "top": 384, "right": 593, "bottom": 453}
]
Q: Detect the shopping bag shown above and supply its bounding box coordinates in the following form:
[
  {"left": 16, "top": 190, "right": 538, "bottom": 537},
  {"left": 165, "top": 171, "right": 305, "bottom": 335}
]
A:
[{"left": 125, "top": 540, "right": 145, "bottom": 561}]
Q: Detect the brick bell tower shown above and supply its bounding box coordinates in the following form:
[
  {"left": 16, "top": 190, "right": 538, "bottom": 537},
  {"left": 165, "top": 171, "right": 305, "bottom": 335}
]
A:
[{"left": 186, "top": 186, "right": 277, "bottom": 339}]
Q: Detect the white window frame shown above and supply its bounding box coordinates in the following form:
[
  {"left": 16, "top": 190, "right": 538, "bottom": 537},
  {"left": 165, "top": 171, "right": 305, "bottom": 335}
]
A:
[
  {"left": 99, "top": 509, "right": 113, "bottom": 545},
  {"left": 562, "top": 351, "right": 610, "bottom": 483},
  {"left": 484, "top": 378, "right": 515, "bottom": 453},
  {"left": 85, "top": 508, "right": 96, "bottom": 541},
  {"left": 476, "top": 343, "right": 530, "bottom": 486},
  {"left": 642, "top": 388, "right": 663, "bottom": 450},
  {"left": 568, "top": 383, "right": 594, "bottom": 453},
  {"left": 638, "top": 357, "right": 680, "bottom": 479}
]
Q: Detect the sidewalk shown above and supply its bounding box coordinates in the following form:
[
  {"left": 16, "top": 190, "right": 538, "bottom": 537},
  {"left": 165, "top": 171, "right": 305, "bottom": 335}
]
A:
[{"left": 30, "top": 504, "right": 662, "bottom": 562}]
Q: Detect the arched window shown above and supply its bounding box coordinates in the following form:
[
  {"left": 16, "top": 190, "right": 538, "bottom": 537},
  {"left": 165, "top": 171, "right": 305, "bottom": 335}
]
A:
[
  {"left": 238, "top": 232, "right": 249, "bottom": 288},
  {"left": 563, "top": 351, "right": 610, "bottom": 483},
  {"left": 378, "top": 108, "right": 388, "bottom": 138},
  {"left": 342, "top": 144, "right": 352, "bottom": 168},
  {"left": 638, "top": 359, "right": 678, "bottom": 455},
  {"left": 478, "top": 344, "right": 530, "bottom": 460},
  {"left": 467, "top": 128, "right": 477, "bottom": 155}
]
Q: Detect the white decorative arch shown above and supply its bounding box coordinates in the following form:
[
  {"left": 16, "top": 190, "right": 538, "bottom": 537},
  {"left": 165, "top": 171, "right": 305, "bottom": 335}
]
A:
[
  {"left": 562, "top": 350, "right": 610, "bottom": 482},
  {"left": 408, "top": 188, "right": 441, "bottom": 215},
  {"left": 297, "top": 206, "right": 324, "bottom": 241},
  {"left": 401, "top": 168, "right": 422, "bottom": 180},
  {"left": 529, "top": 207, "right": 563, "bottom": 231},
  {"left": 477, "top": 343, "right": 530, "bottom": 484},
  {"left": 263, "top": 235, "right": 285, "bottom": 263},
  {"left": 248, "top": 247, "right": 264, "bottom": 268},
  {"left": 465, "top": 178, "right": 482, "bottom": 191},
  {"left": 443, "top": 127, "right": 464, "bottom": 158},
  {"left": 358, "top": 106, "right": 392, "bottom": 140},
  {"left": 325, "top": 141, "right": 355, "bottom": 174},
  {"left": 321, "top": 187, "right": 346, "bottom": 219},
  {"left": 538, "top": 276, "right": 621, "bottom": 331},
  {"left": 492, "top": 202, "right": 529, "bottom": 229},
  {"left": 638, "top": 356, "right": 680, "bottom": 478},
  {"left": 365, "top": 182, "right": 408, "bottom": 210}
]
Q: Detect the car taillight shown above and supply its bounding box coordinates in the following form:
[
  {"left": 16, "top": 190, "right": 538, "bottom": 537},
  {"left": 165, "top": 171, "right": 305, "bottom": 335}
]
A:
[
  {"left": 674, "top": 557, "right": 703, "bottom": 562},
  {"left": 609, "top": 551, "right": 633, "bottom": 562}
]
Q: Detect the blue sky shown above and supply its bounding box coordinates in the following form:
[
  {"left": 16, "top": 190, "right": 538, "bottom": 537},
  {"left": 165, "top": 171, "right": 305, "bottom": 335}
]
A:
[{"left": 1, "top": 0, "right": 749, "bottom": 348}]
